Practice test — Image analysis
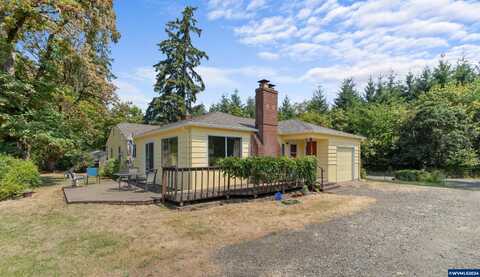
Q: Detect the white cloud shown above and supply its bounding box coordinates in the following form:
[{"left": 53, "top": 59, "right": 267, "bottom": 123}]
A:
[
  {"left": 215, "top": 0, "right": 480, "bottom": 81},
  {"left": 257, "top": 51, "right": 280, "bottom": 60},
  {"left": 234, "top": 16, "right": 298, "bottom": 45},
  {"left": 113, "top": 79, "right": 152, "bottom": 109},
  {"left": 207, "top": 0, "right": 269, "bottom": 20}
]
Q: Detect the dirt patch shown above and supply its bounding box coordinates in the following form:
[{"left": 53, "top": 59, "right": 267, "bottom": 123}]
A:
[{"left": 0, "top": 175, "right": 374, "bottom": 277}]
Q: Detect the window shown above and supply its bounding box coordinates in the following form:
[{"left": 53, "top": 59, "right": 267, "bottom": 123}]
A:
[
  {"left": 162, "top": 137, "right": 178, "bottom": 167},
  {"left": 132, "top": 144, "right": 136, "bottom": 158},
  {"left": 110, "top": 148, "right": 113, "bottom": 159},
  {"left": 208, "top": 136, "right": 241, "bottom": 166},
  {"left": 290, "top": 144, "right": 297, "bottom": 158},
  {"left": 118, "top": 146, "right": 122, "bottom": 161},
  {"left": 281, "top": 144, "right": 285, "bottom": 156},
  {"left": 145, "top": 142, "right": 154, "bottom": 171}
]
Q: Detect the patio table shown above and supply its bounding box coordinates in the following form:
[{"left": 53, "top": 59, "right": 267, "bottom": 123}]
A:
[{"left": 113, "top": 172, "right": 133, "bottom": 190}]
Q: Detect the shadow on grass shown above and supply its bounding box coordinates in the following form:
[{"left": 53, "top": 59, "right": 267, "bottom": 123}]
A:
[
  {"left": 367, "top": 178, "right": 480, "bottom": 191},
  {"left": 40, "top": 174, "right": 68, "bottom": 187}
]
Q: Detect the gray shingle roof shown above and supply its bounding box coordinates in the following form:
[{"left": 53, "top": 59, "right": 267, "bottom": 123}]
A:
[
  {"left": 116, "top": 123, "right": 158, "bottom": 138},
  {"left": 135, "top": 112, "right": 257, "bottom": 137},
  {"left": 132, "top": 112, "right": 364, "bottom": 140},
  {"left": 278, "top": 119, "right": 365, "bottom": 139}
]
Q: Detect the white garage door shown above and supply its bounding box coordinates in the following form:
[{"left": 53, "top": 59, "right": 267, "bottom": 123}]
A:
[{"left": 337, "top": 147, "right": 354, "bottom": 182}]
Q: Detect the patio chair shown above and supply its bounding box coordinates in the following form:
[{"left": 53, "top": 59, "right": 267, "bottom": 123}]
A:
[
  {"left": 127, "top": 168, "right": 139, "bottom": 187},
  {"left": 137, "top": 169, "right": 158, "bottom": 192},
  {"left": 66, "top": 170, "right": 85, "bottom": 187},
  {"left": 86, "top": 167, "right": 100, "bottom": 184}
]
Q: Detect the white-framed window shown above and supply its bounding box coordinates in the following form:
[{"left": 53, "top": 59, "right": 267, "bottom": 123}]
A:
[
  {"left": 208, "top": 136, "right": 242, "bottom": 166},
  {"left": 145, "top": 142, "right": 154, "bottom": 172},
  {"left": 161, "top": 137, "right": 178, "bottom": 167},
  {"left": 290, "top": 144, "right": 297, "bottom": 158}
]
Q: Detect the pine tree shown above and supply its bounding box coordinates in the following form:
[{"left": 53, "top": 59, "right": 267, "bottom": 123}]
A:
[
  {"left": 364, "top": 76, "right": 376, "bottom": 102},
  {"left": 278, "top": 96, "right": 296, "bottom": 120},
  {"left": 334, "top": 78, "right": 361, "bottom": 109},
  {"left": 414, "top": 67, "right": 432, "bottom": 96},
  {"left": 433, "top": 59, "right": 452, "bottom": 87},
  {"left": 307, "top": 85, "right": 329, "bottom": 113},
  {"left": 145, "top": 6, "right": 208, "bottom": 124},
  {"left": 453, "top": 56, "right": 477, "bottom": 85},
  {"left": 244, "top": 97, "right": 255, "bottom": 118},
  {"left": 403, "top": 72, "right": 415, "bottom": 101}
]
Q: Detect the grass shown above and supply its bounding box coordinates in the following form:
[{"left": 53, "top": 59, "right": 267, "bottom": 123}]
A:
[
  {"left": 366, "top": 177, "right": 448, "bottom": 188},
  {"left": 0, "top": 174, "right": 375, "bottom": 277}
]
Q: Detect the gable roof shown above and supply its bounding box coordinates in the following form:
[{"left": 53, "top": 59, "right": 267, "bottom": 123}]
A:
[
  {"left": 278, "top": 119, "right": 365, "bottom": 139},
  {"left": 131, "top": 112, "right": 364, "bottom": 140},
  {"left": 116, "top": 123, "right": 158, "bottom": 138},
  {"left": 135, "top": 112, "right": 258, "bottom": 138}
]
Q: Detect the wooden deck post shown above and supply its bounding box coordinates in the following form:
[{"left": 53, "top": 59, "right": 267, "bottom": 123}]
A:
[{"left": 161, "top": 169, "right": 167, "bottom": 202}]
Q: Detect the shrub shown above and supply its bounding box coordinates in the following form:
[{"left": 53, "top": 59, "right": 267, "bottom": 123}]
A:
[
  {"left": 0, "top": 155, "right": 41, "bottom": 200},
  {"left": 99, "top": 159, "right": 119, "bottom": 178},
  {"left": 360, "top": 168, "right": 367, "bottom": 179},
  {"left": 218, "top": 156, "right": 317, "bottom": 188},
  {"left": 394, "top": 169, "right": 445, "bottom": 183}
]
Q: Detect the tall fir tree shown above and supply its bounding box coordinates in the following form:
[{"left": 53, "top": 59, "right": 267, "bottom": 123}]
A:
[
  {"left": 145, "top": 6, "right": 208, "bottom": 124},
  {"left": 433, "top": 59, "right": 452, "bottom": 87},
  {"left": 278, "top": 96, "right": 296, "bottom": 120},
  {"left": 414, "top": 67, "right": 432, "bottom": 97},
  {"left": 307, "top": 85, "right": 329, "bottom": 113},
  {"left": 364, "top": 76, "right": 376, "bottom": 102},
  {"left": 334, "top": 78, "right": 361, "bottom": 109},
  {"left": 403, "top": 72, "right": 415, "bottom": 101},
  {"left": 244, "top": 97, "right": 256, "bottom": 118},
  {"left": 453, "top": 56, "right": 477, "bottom": 85}
]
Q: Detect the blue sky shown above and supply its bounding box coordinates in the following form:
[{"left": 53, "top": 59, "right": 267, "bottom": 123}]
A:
[{"left": 112, "top": 0, "right": 480, "bottom": 110}]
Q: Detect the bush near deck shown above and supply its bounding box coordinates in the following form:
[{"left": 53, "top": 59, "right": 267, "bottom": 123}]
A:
[
  {"left": 218, "top": 156, "right": 317, "bottom": 188},
  {"left": 0, "top": 155, "right": 41, "bottom": 200},
  {"left": 394, "top": 169, "right": 445, "bottom": 183}
]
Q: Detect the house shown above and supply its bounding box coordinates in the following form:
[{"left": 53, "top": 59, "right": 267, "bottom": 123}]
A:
[{"left": 106, "top": 80, "right": 364, "bottom": 185}]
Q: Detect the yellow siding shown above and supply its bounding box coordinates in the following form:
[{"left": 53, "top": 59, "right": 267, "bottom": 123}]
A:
[
  {"left": 327, "top": 137, "right": 361, "bottom": 183},
  {"left": 133, "top": 128, "right": 189, "bottom": 176},
  {"left": 105, "top": 127, "right": 128, "bottom": 168},
  {"left": 189, "top": 127, "right": 251, "bottom": 167},
  {"left": 316, "top": 140, "right": 329, "bottom": 183}
]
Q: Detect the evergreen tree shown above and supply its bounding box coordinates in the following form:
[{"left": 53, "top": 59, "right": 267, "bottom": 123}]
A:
[
  {"left": 453, "top": 57, "right": 477, "bottom": 85},
  {"left": 244, "top": 97, "right": 255, "bottom": 118},
  {"left": 375, "top": 76, "right": 385, "bottom": 101},
  {"left": 414, "top": 67, "right": 432, "bottom": 97},
  {"left": 307, "top": 85, "right": 329, "bottom": 113},
  {"left": 191, "top": 104, "right": 207, "bottom": 116},
  {"left": 364, "top": 76, "right": 376, "bottom": 102},
  {"left": 145, "top": 6, "right": 208, "bottom": 124},
  {"left": 403, "top": 72, "right": 415, "bottom": 101},
  {"left": 334, "top": 78, "right": 361, "bottom": 109},
  {"left": 278, "top": 96, "right": 296, "bottom": 120},
  {"left": 432, "top": 59, "right": 452, "bottom": 87},
  {"left": 209, "top": 90, "right": 252, "bottom": 117}
]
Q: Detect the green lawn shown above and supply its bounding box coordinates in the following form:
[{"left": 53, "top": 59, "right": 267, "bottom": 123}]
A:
[{"left": 0, "top": 174, "right": 374, "bottom": 277}]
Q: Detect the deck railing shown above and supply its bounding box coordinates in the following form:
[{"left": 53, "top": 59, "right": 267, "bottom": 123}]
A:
[{"left": 161, "top": 166, "right": 309, "bottom": 206}]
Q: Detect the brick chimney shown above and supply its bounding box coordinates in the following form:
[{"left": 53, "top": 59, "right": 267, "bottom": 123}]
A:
[{"left": 253, "top": 79, "right": 279, "bottom": 156}]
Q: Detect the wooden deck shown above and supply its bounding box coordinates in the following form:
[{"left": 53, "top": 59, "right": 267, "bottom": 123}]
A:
[
  {"left": 163, "top": 181, "right": 304, "bottom": 205},
  {"left": 63, "top": 180, "right": 162, "bottom": 205}
]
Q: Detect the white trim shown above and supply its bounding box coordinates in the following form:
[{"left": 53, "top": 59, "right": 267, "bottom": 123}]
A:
[{"left": 337, "top": 146, "right": 355, "bottom": 181}]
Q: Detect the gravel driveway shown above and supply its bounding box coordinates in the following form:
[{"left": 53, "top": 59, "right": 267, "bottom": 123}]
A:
[{"left": 215, "top": 182, "right": 480, "bottom": 276}]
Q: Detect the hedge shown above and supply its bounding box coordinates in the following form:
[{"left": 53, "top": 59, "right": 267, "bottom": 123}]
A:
[
  {"left": 394, "top": 169, "right": 445, "bottom": 183},
  {"left": 99, "top": 159, "right": 120, "bottom": 178},
  {"left": 217, "top": 156, "right": 317, "bottom": 188},
  {"left": 0, "top": 155, "right": 41, "bottom": 200}
]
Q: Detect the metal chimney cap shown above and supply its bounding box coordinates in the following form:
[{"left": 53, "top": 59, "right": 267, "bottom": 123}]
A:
[
  {"left": 258, "top": 79, "right": 270, "bottom": 84},
  {"left": 268, "top": 83, "right": 276, "bottom": 88}
]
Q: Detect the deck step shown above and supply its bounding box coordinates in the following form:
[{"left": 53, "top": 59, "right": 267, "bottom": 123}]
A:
[{"left": 319, "top": 182, "right": 341, "bottom": 192}]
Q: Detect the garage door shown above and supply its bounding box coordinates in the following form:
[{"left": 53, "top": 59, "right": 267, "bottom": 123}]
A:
[{"left": 337, "top": 147, "right": 354, "bottom": 182}]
